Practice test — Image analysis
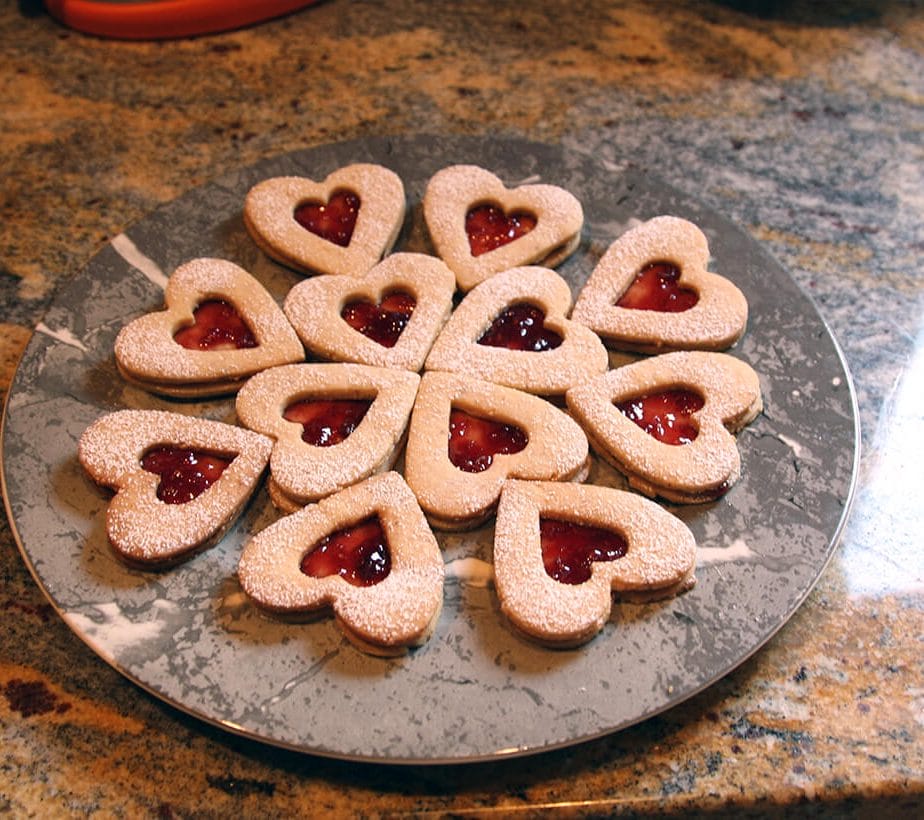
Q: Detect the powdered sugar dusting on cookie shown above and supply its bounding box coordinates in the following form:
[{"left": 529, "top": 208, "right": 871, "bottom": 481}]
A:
[
  {"left": 493, "top": 480, "right": 696, "bottom": 646},
  {"left": 425, "top": 266, "right": 608, "bottom": 396},
  {"left": 566, "top": 351, "right": 761, "bottom": 504},
  {"left": 284, "top": 252, "right": 455, "bottom": 371},
  {"left": 423, "top": 164, "right": 584, "bottom": 291},
  {"left": 243, "top": 165, "right": 406, "bottom": 277},
  {"left": 78, "top": 410, "right": 272, "bottom": 564},
  {"left": 572, "top": 216, "right": 748, "bottom": 354},
  {"left": 113, "top": 258, "right": 303, "bottom": 395},
  {"left": 238, "top": 472, "right": 443, "bottom": 654},
  {"left": 404, "top": 372, "right": 589, "bottom": 529},
  {"left": 236, "top": 363, "right": 419, "bottom": 508}
]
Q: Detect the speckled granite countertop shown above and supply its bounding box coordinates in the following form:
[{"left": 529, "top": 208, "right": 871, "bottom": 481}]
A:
[{"left": 1, "top": 1, "right": 922, "bottom": 816}]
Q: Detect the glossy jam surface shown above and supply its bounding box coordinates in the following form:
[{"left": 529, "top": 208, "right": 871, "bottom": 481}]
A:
[
  {"left": 616, "top": 262, "right": 699, "bottom": 312},
  {"left": 616, "top": 389, "right": 705, "bottom": 445},
  {"left": 477, "top": 303, "right": 563, "bottom": 352},
  {"left": 173, "top": 300, "right": 258, "bottom": 350},
  {"left": 283, "top": 398, "right": 372, "bottom": 446},
  {"left": 300, "top": 516, "right": 391, "bottom": 587},
  {"left": 540, "top": 518, "right": 628, "bottom": 585},
  {"left": 293, "top": 189, "right": 360, "bottom": 247},
  {"left": 141, "top": 446, "right": 235, "bottom": 504},
  {"left": 341, "top": 291, "right": 416, "bottom": 348},
  {"left": 466, "top": 203, "right": 537, "bottom": 257},
  {"left": 447, "top": 408, "right": 528, "bottom": 473}
]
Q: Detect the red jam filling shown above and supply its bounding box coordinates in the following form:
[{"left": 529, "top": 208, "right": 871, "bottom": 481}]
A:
[
  {"left": 173, "top": 300, "right": 258, "bottom": 350},
  {"left": 616, "top": 262, "right": 699, "bottom": 312},
  {"left": 341, "top": 291, "right": 416, "bottom": 348},
  {"left": 140, "top": 446, "right": 235, "bottom": 504},
  {"left": 616, "top": 389, "right": 705, "bottom": 445},
  {"left": 283, "top": 398, "right": 372, "bottom": 446},
  {"left": 293, "top": 189, "right": 360, "bottom": 247},
  {"left": 300, "top": 516, "right": 391, "bottom": 587},
  {"left": 465, "top": 203, "right": 537, "bottom": 257},
  {"left": 447, "top": 408, "right": 528, "bottom": 473},
  {"left": 477, "top": 303, "right": 563, "bottom": 352},
  {"left": 540, "top": 518, "right": 628, "bottom": 585}
]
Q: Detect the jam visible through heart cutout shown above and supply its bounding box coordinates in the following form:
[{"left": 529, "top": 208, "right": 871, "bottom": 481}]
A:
[
  {"left": 141, "top": 446, "right": 236, "bottom": 504},
  {"left": 341, "top": 291, "right": 416, "bottom": 348},
  {"left": 477, "top": 303, "right": 563, "bottom": 352},
  {"left": 294, "top": 189, "right": 361, "bottom": 247},
  {"left": 300, "top": 515, "right": 391, "bottom": 587},
  {"left": 448, "top": 408, "right": 528, "bottom": 473},
  {"left": 466, "top": 203, "right": 537, "bottom": 257},
  {"left": 540, "top": 518, "right": 628, "bottom": 585},
  {"left": 616, "top": 389, "right": 705, "bottom": 445},
  {"left": 173, "top": 300, "right": 258, "bottom": 350},
  {"left": 616, "top": 262, "right": 699, "bottom": 312},
  {"left": 284, "top": 398, "right": 372, "bottom": 446}
]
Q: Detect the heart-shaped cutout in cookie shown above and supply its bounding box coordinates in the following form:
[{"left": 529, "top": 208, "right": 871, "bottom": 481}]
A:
[
  {"left": 465, "top": 203, "right": 537, "bottom": 256},
  {"left": 172, "top": 299, "right": 258, "bottom": 350},
  {"left": 615, "top": 388, "right": 705, "bottom": 445},
  {"left": 284, "top": 253, "right": 455, "bottom": 371},
  {"left": 539, "top": 518, "right": 628, "bottom": 585},
  {"left": 140, "top": 446, "right": 236, "bottom": 504},
  {"left": 113, "top": 258, "right": 304, "bottom": 398},
  {"left": 477, "top": 303, "right": 562, "bottom": 352},
  {"left": 238, "top": 472, "right": 444, "bottom": 656},
  {"left": 615, "top": 262, "right": 699, "bottom": 312},
  {"left": 566, "top": 351, "right": 762, "bottom": 504},
  {"left": 447, "top": 408, "right": 528, "bottom": 473},
  {"left": 78, "top": 410, "right": 272, "bottom": 566},
  {"left": 572, "top": 216, "right": 748, "bottom": 353},
  {"left": 404, "top": 371, "right": 589, "bottom": 530},
  {"left": 283, "top": 397, "right": 372, "bottom": 447},
  {"left": 425, "top": 266, "right": 608, "bottom": 396},
  {"left": 235, "top": 363, "right": 419, "bottom": 512},
  {"left": 423, "top": 165, "right": 583, "bottom": 291},
  {"left": 341, "top": 291, "right": 416, "bottom": 348},
  {"left": 293, "top": 189, "right": 360, "bottom": 247},
  {"left": 494, "top": 480, "right": 696, "bottom": 647},
  {"left": 244, "top": 164, "right": 406, "bottom": 277},
  {"left": 300, "top": 515, "right": 391, "bottom": 587}
]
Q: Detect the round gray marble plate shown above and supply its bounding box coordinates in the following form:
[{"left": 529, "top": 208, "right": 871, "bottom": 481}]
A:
[{"left": 1, "top": 135, "right": 858, "bottom": 764}]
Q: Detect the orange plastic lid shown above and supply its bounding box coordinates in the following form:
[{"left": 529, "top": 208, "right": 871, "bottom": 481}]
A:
[{"left": 45, "top": 0, "right": 320, "bottom": 40}]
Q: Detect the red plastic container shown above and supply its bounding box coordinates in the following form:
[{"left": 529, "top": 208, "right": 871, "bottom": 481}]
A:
[{"left": 45, "top": 0, "right": 320, "bottom": 40}]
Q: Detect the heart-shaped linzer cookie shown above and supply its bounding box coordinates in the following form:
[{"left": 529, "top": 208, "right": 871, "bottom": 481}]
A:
[
  {"left": 283, "top": 253, "right": 456, "bottom": 371},
  {"left": 404, "top": 371, "right": 590, "bottom": 530},
  {"left": 566, "top": 351, "right": 763, "bottom": 504},
  {"left": 572, "top": 216, "right": 749, "bottom": 353},
  {"left": 235, "top": 363, "right": 420, "bottom": 512},
  {"left": 237, "top": 472, "right": 444, "bottom": 656},
  {"left": 425, "top": 266, "right": 608, "bottom": 396},
  {"left": 423, "top": 165, "right": 583, "bottom": 291},
  {"left": 494, "top": 480, "right": 697, "bottom": 647},
  {"left": 243, "top": 164, "right": 406, "bottom": 277},
  {"left": 78, "top": 410, "right": 272, "bottom": 566},
  {"left": 113, "top": 258, "right": 304, "bottom": 398}
]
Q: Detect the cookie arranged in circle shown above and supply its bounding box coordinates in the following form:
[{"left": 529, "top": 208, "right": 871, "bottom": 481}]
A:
[
  {"left": 423, "top": 165, "right": 583, "bottom": 291},
  {"left": 572, "top": 216, "right": 748, "bottom": 353},
  {"left": 566, "top": 351, "right": 762, "bottom": 503},
  {"left": 284, "top": 252, "right": 456, "bottom": 372},
  {"left": 113, "top": 258, "right": 304, "bottom": 398},
  {"left": 494, "top": 480, "right": 697, "bottom": 647},
  {"left": 237, "top": 472, "right": 444, "bottom": 656},
  {"left": 404, "top": 371, "right": 590, "bottom": 530},
  {"left": 78, "top": 410, "right": 272, "bottom": 566},
  {"left": 235, "top": 363, "right": 420, "bottom": 512},
  {"left": 425, "top": 266, "right": 608, "bottom": 396},
  {"left": 243, "top": 164, "right": 406, "bottom": 277}
]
